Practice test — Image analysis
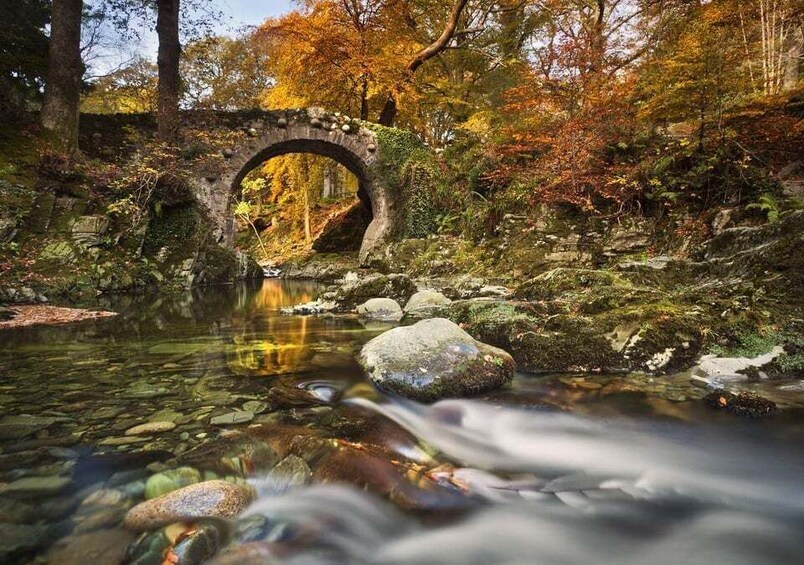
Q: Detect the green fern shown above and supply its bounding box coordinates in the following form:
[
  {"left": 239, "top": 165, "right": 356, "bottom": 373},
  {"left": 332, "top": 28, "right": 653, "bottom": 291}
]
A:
[{"left": 746, "top": 194, "right": 779, "bottom": 222}]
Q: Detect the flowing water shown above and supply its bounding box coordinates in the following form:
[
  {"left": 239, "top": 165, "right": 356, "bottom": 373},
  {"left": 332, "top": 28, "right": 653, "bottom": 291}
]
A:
[{"left": 0, "top": 280, "right": 802, "bottom": 564}]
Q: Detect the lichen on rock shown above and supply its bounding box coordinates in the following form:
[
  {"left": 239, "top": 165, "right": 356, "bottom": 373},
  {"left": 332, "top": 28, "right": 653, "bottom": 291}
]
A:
[{"left": 358, "top": 318, "right": 515, "bottom": 401}]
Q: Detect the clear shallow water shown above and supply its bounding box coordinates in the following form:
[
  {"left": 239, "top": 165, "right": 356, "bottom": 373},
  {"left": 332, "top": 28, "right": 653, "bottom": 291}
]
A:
[{"left": 0, "top": 280, "right": 802, "bottom": 564}]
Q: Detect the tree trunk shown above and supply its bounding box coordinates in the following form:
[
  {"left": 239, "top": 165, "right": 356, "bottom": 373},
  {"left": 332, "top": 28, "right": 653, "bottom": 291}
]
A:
[
  {"left": 156, "top": 0, "right": 181, "bottom": 142},
  {"left": 360, "top": 77, "right": 369, "bottom": 121},
  {"left": 378, "top": 93, "right": 397, "bottom": 126},
  {"left": 784, "top": 26, "right": 803, "bottom": 91},
  {"left": 378, "top": 0, "right": 469, "bottom": 126},
  {"left": 303, "top": 188, "right": 312, "bottom": 245},
  {"left": 41, "top": 0, "right": 83, "bottom": 153}
]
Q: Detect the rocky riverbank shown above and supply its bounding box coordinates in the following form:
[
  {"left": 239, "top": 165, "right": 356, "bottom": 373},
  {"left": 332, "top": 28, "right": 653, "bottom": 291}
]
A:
[{"left": 280, "top": 209, "right": 804, "bottom": 401}]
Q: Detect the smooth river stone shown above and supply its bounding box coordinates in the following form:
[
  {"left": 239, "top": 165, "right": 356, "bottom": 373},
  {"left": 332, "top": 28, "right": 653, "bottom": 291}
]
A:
[
  {"left": 210, "top": 411, "right": 254, "bottom": 425},
  {"left": 124, "top": 480, "right": 254, "bottom": 531},
  {"left": 144, "top": 467, "right": 202, "bottom": 499},
  {"left": 125, "top": 421, "right": 177, "bottom": 436},
  {"left": 1, "top": 475, "right": 72, "bottom": 495}
]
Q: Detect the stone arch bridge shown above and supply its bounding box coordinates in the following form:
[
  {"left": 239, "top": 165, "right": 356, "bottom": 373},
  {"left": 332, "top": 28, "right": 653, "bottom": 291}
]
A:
[{"left": 184, "top": 109, "right": 398, "bottom": 263}]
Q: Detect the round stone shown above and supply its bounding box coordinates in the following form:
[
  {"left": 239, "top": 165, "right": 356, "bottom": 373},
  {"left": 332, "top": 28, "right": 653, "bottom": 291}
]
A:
[
  {"left": 310, "top": 118, "right": 322, "bottom": 128},
  {"left": 404, "top": 289, "right": 452, "bottom": 312},
  {"left": 367, "top": 143, "right": 377, "bottom": 152},
  {"left": 356, "top": 298, "right": 403, "bottom": 321},
  {"left": 341, "top": 124, "right": 351, "bottom": 133},
  {"left": 358, "top": 318, "right": 515, "bottom": 402},
  {"left": 144, "top": 467, "right": 202, "bottom": 500},
  {"left": 277, "top": 117, "right": 288, "bottom": 128},
  {"left": 124, "top": 480, "right": 254, "bottom": 531}
]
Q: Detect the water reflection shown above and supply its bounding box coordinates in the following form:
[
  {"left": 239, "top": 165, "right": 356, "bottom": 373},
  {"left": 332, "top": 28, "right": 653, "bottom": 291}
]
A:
[
  {"left": 225, "top": 279, "right": 367, "bottom": 378},
  {"left": 2, "top": 280, "right": 804, "bottom": 564}
]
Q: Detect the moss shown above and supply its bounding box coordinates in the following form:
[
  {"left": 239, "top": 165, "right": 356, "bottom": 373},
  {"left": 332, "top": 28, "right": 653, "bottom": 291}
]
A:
[
  {"left": 367, "top": 124, "right": 441, "bottom": 238},
  {"left": 445, "top": 300, "right": 623, "bottom": 373},
  {"left": 704, "top": 389, "right": 778, "bottom": 419},
  {"left": 370, "top": 347, "right": 515, "bottom": 402},
  {"left": 0, "top": 180, "right": 37, "bottom": 238},
  {"left": 193, "top": 245, "right": 239, "bottom": 286},
  {"left": 749, "top": 323, "right": 804, "bottom": 378},
  {"left": 0, "top": 121, "right": 40, "bottom": 189},
  {"left": 708, "top": 326, "right": 781, "bottom": 358},
  {"left": 400, "top": 159, "right": 439, "bottom": 237},
  {"left": 514, "top": 268, "right": 632, "bottom": 301},
  {"left": 513, "top": 326, "right": 622, "bottom": 373},
  {"left": 142, "top": 204, "right": 203, "bottom": 257},
  {"left": 449, "top": 300, "right": 542, "bottom": 346}
]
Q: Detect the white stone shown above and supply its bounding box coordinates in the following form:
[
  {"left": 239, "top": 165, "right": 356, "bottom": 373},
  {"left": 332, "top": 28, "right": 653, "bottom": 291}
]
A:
[{"left": 356, "top": 298, "right": 403, "bottom": 321}]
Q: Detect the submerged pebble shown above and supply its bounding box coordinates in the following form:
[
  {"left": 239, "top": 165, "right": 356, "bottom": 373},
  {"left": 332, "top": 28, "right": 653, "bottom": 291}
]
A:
[
  {"left": 125, "top": 480, "right": 254, "bottom": 531},
  {"left": 144, "top": 467, "right": 203, "bottom": 500},
  {"left": 125, "top": 422, "right": 177, "bottom": 436},
  {"left": 210, "top": 411, "right": 254, "bottom": 426}
]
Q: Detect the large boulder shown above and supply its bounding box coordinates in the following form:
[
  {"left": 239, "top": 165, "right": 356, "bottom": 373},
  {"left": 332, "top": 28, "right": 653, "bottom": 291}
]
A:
[
  {"left": 447, "top": 298, "right": 705, "bottom": 375},
  {"left": 356, "top": 298, "right": 403, "bottom": 321},
  {"left": 358, "top": 318, "right": 515, "bottom": 402}
]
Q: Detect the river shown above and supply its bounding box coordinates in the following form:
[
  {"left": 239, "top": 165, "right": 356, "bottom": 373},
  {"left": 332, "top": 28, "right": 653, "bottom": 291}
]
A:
[{"left": 1, "top": 280, "right": 802, "bottom": 564}]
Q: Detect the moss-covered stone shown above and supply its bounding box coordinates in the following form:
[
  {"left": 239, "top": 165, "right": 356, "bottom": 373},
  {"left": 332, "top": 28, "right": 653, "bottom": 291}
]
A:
[
  {"left": 514, "top": 268, "right": 629, "bottom": 301},
  {"left": 334, "top": 273, "right": 416, "bottom": 310},
  {"left": 359, "top": 318, "right": 515, "bottom": 402},
  {"left": 142, "top": 204, "right": 203, "bottom": 257},
  {"left": 368, "top": 125, "right": 441, "bottom": 239},
  {"left": 704, "top": 389, "right": 778, "bottom": 419},
  {"left": 444, "top": 295, "right": 708, "bottom": 374}
]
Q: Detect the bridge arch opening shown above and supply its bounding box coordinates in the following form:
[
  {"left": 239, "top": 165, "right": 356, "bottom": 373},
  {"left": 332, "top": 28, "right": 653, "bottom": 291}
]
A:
[{"left": 230, "top": 140, "right": 374, "bottom": 261}]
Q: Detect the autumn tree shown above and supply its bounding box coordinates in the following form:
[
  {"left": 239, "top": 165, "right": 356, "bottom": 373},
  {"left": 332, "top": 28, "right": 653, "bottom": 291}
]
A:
[
  {"left": 100, "top": 0, "right": 219, "bottom": 139},
  {"left": 409, "top": 0, "right": 542, "bottom": 144},
  {"left": 181, "top": 32, "right": 272, "bottom": 110},
  {"left": 259, "top": 0, "right": 407, "bottom": 119},
  {"left": 42, "top": 0, "right": 84, "bottom": 153},
  {"left": 377, "top": 0, "right": 470, "bottom": 125},
  {"left": 81, "top": 57, "right": 158, "bottom": 113}
]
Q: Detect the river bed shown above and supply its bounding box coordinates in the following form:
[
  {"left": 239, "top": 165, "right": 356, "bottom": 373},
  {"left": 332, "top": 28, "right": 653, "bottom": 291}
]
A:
[{"left": 1, "top": 280, "right": 802, "bottom": 564}]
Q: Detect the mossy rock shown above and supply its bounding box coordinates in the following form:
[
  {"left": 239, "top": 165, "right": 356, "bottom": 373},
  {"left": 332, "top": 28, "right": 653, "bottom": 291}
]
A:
[
  {"left": 514, "top": 268, "right": 632, "bottom": 301},
  {"left": 447, "top": 299, "right": 546, "bottom": 348},
  {"left": 38, "top": 241, "right": 76, "bottom": 264},
  {"left": 446, "top": 300, "right": 622, "bottom": 373},
  {"left": 597, "top": 303, "right": 706, "bottom": 374},
  {"left": 142, "top": 204, "right": 203, "bottom": 257},
  {"left": 358, "top": 318, "right": 515, "bottom": 402},
  {"left": 704, "top": 389, "right": 778, "bottom": 419},
  {"left": 192, "top": 246, "right": 239, "bottom": 286},
  {"left": 334, "top": 273, "right": 416, "bottom": 310},
  {"left": 0, "top": 181, "right": 36, "bottom": 241},
  {"left": 446, "top": 296, "right": 707, "bottom": 374}
]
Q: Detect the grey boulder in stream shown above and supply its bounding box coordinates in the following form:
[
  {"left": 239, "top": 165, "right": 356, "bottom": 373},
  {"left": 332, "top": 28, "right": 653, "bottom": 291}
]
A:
[{"left": 358, "top": 318, "right": 515, "bottom": 402}]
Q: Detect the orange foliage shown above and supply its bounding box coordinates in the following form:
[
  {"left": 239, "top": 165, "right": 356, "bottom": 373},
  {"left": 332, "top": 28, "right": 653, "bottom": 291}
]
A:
[
  {"left": 490, "top": 68, "right": 639, "bottom": 211},
  {"left": 257, "top": 1, "right": 413, "bottom": 119}
]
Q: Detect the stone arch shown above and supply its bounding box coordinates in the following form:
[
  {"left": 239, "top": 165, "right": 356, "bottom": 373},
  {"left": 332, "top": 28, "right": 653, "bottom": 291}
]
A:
[{"left": 195, "top": 114, "right": 396, "bottom": 264}]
